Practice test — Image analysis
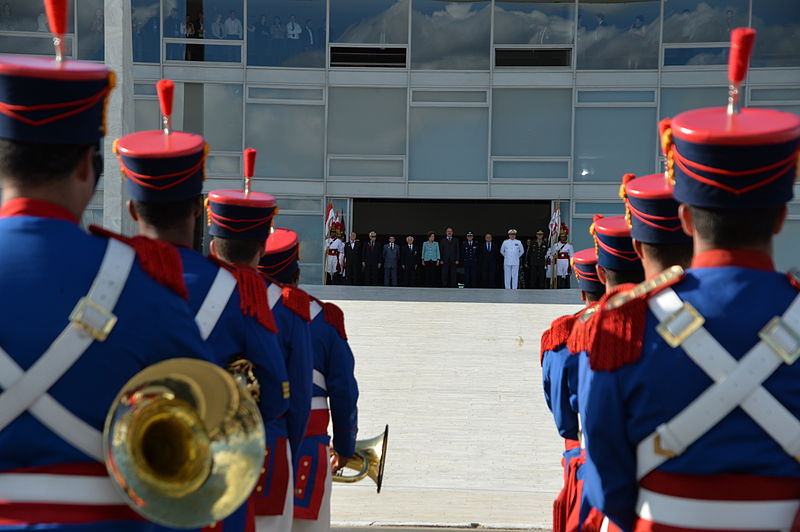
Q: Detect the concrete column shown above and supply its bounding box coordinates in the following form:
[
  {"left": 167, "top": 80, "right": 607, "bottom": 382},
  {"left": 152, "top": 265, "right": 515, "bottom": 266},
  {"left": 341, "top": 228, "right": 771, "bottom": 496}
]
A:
[{"left": 102, "top": 0, "right": 135, "bottom": 235}]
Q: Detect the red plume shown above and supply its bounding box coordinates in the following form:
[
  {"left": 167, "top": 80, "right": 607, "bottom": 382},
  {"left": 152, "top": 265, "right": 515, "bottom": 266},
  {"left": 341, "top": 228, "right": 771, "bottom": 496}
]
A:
[
  {"left": 44, "top": 0, "right": 68, "bottom": 37},
  {"left": 156, "top": 80, "right": 175, "bottom": 119},
  {"left": 729, "top": 28, "right": 756, "bottom": 85},
  {"left": 593, "top": 214, "right": 604, "bottom": 225},
  {"left": 622, "top": 173, "right": 636, "bottom": 186},
  {"left": 244, "top": 148, "right": 256, "bottom": 178}
]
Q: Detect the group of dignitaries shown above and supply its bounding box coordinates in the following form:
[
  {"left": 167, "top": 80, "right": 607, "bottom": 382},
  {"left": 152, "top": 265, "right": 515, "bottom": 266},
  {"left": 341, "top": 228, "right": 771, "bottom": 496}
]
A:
[
  {"left": 0, "top": 4, "right": 357, "bottom": 531},
  {"left": 328, "top": 227, "right": 572, "bottom": 290},
  {"left": 540, "top": 28, "right": 800, "bottom": 532}
]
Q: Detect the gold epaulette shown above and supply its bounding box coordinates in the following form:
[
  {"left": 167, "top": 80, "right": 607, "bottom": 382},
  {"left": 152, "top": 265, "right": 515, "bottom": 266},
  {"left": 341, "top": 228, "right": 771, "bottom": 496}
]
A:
[
  {"left": 606, "top": 265, "right": 685, "bottom": 310},
  {"left": 578, "top": 305, "right": 599, "bottom": 323}
]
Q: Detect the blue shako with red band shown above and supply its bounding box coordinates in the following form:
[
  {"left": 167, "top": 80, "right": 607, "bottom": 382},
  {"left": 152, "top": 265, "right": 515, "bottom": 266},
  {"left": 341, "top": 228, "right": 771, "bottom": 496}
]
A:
[
  {"left": 572, "top": 248, "right": 603, "bottom": 293},
  {"left": 661, "top": 29, "right": 800, "bottom": 209},
  {"left": 260, "top": 228, "right": 300, "bottom": 284},
  {"left": 0, "top": 55, "right": 113, "bottom": 145},
  {"left": 591, "top": 215, "right": 642, "bottom": 271},
  {"left": 621, "top": 173, "right": 692, "bottom": 245},
  {"left": 116, "top": 79, "right": 207, "bottom": 203}
]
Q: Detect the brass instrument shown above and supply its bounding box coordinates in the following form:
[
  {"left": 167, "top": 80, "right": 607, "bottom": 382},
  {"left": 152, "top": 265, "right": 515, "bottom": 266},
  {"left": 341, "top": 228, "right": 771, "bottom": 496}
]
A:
[
  {"left": 333, "top": 424, "right": 388, "bottom": 493},
  {"left": 103, "top": 358, "right": 266, "bottom": 529}
]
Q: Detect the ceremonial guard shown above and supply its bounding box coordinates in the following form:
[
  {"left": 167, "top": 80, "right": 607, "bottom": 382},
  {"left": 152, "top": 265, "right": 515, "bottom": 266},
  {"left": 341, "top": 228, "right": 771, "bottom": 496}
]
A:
[
  {"left": 460, "top": 232, "right": 479, "bottom": 288},
  {"left": 0, "top": 3, "right": 214, "bottom": 530},
  {"left": 548, "top": 230, "right": 574, "bottom": 288},
  {"left": 500, "top": 229, "right": 525, "bottom": 290},
  {"left": 577, "top": 29, "right": 800, "bottom": 531},
  {"left": 324, "top": 226, "right": 344, "bottom": 285},
  {"left": 261, "top": 229, "right": 360, "bottom": 532},
  {"left": 540, "top": 248, "right": 605, "bottom": 532}
]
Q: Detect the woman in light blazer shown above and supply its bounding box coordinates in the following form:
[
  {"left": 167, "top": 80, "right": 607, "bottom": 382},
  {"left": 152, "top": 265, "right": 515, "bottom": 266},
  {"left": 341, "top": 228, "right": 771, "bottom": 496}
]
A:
[{"left": 421, "top": 231, "right": 441, "bottom": 287}]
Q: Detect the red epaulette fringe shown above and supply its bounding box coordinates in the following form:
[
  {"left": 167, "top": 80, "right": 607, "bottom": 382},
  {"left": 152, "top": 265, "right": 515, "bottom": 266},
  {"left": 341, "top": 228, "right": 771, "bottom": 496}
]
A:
[
  {"left": 582, "top": 508, "right": 606, "bottom": 532},
  {"left": 323, "top": 302, "right": 347, "bottom": 340},
  {"left": 282, "top": 285, "right": 311, "bottom": 322},
  {"left": 788, "top": 270, "right": 800, "bottom": 292},
  {"left": 236, "top": 267, "right": 278, "bottom": 334},
  {"left": 586, "top": 283, "right": 647, "bottom": 372},
  {"left": 540, "top": 314, "right": 578, "bottom": 365},
  {"left": 89, "top": 225, "right": 188, "bottom": 300}
]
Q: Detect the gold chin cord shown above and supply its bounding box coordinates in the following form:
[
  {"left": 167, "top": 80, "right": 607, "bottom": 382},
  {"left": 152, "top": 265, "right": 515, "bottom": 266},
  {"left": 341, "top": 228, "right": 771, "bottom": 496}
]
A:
[
  {"left": 333, "top": 424, "right": 389, "bottom": 493},
  {"left": 103, "top": 358, "right": 266, "bottom": 529}
]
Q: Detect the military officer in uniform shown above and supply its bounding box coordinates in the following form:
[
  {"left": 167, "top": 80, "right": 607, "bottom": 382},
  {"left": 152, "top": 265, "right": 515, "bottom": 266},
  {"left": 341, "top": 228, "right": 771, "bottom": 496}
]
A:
[
  {"left": 0, "top": 7, "right": 214, "bottom": 530},
  {"left": 528, "top": 230, "right": 549, "bottom": 289},
  {"left": 548, "top": 230, "right": 575, "bottom": 288},
  {"left": 500, "top": 229, "right": 525, "bottom": 290},
  {"left": 576, "top": 28, "right": 800, "bottom": 531},
  {"left": 460, "top": 231, "right": 479, "bottom": 288},
  {"left": 324, "top": 229, "right": 344, "bottom": 285},
  {"left": 260, "top": 229, "right": 360, "bottom": 532}
]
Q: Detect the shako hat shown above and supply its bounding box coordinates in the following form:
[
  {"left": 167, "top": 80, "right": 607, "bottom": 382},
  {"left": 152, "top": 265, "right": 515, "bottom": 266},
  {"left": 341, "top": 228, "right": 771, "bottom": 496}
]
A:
[
  {"left": 115, "top": 79, "right": 207, "bottom": 203},
  {"left": 259, "top": 228, "right": 299, "bottom": 284},
  {"left": 590, "top": 215, "right": 642, "bottom": 272},
  {"left": 661, "top": 28, "right": 800, "bottom": 209},
  {"left": 572, "top": 248, "right": 604, "bottom": 294},
  {"left": 207, "top": 148, "right": 277, "bottom": 241},
  {"left": 621, "top": 173, "right": 691, "bottom": 245},
  {"left": 0, "top": 0, "right": 114, "bottom": 145}
]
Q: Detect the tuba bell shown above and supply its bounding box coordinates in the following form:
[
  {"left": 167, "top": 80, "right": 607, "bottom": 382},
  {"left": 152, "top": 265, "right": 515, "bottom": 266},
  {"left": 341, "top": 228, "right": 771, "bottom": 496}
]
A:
[
  {"left": 333, "top": 424, "right": 388, "bottom": 493},
  {"left": 103, "top": 358, "right": 265, "bottom": 529}
]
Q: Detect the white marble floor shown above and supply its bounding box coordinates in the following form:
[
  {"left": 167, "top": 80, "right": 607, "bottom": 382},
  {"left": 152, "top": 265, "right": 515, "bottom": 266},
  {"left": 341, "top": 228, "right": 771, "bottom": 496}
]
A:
[{"left": 300, "top": 285, "right": 583, "bottom": 530}]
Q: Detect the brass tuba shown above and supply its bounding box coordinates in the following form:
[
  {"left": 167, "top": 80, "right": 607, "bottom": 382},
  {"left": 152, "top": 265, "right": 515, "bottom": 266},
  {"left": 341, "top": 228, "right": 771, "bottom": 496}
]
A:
[
  {"left": 103, "top": 358, "right": 265, "bottom": 529},
  {"left": 333, "top": 424, "right": 388, "bottom": 493}
]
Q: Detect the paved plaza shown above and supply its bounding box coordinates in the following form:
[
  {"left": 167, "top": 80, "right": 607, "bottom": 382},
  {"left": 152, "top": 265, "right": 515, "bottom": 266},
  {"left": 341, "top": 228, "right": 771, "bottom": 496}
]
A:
[{"left": 300, "top": 285, "right": 583, "bottom": 530}]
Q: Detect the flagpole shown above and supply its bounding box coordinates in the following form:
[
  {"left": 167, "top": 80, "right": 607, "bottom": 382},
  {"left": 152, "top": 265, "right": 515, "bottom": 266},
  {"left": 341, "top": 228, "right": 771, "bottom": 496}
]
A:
[{"left": 550, "top": 199, "right": 560, "bottom": 289}]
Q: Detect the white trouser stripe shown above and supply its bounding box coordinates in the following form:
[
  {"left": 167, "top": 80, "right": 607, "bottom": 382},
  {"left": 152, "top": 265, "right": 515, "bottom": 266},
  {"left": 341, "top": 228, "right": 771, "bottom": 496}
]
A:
[
  {"left": 637, "top": 488, "right": 799, "bottom": 530},
  {"left": 638, "top": 288, "right": 800, "bottom": 479},
  {"left": 195, "top": 267, "right": 237, "bottom": 340},
  {"left": 0, "top": 474, "right": 124, "bottom": 504},
  {"left": 312, "top": 370, "right": 327, "bottom": 391}
]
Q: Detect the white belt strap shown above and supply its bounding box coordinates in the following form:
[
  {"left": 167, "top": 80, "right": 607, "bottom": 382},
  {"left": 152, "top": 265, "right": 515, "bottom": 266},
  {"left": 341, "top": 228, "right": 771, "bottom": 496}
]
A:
[
  {"left": 0, "top": 239, "right": 136, "bottom": 460},
  {"left": 195, "top": 267, "right": 237, "bottom": 340},
  {"left": 0, "top": 473, "right": 123, "bottom": 505},
  {"left": 637, "top": 488, "right": 799, "bottom": 530},
  {"left": 312, "top": 369, "right": 327, "bottom": 391},
  {"left": 310, "top": 300, "right": 323, "bottom": 320},
  {"left": 311, "top": 396, "right": 329, "bottom": 410},
  {"left": 267, "top": 283, "right": 282, "bottom": 310},
  {"left": 638, "top": 288, "right": 800, "bottom": 479}
]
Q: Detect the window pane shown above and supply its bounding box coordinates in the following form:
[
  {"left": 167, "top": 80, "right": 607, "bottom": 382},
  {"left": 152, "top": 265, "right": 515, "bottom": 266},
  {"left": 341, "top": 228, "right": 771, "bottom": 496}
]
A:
[
  {"left": 245, "top": 103, "right": 324, "bottom": 179},
  {"left": 133, "top": 1, "right": 160, "bottom": 63},
  {"left": 328, "top": 88, "right": 407, "bottom": 155},
  {"left": 752, "top": 0, "right": 800, "bottom": 67},
  {"left": 134, "top": 83, "right": 158, "bottom": 96},
  {"left": 246, "top": 0, "right": 326, "bottom": 67},
  {"left": 134, "top": 99, "right": 161, "bottom": 131},
  {"left": 77, "top": 0, "right": 104, "bottom": 61},
  {"left": 0, "top": 35, "right": 73, "bottom": 57},
  {"left": 0, "top": 1, "right": 74, "bottom": 32},
  {"left": 492, "top": 89, "right": 571, "bottom": 157},
  {"left": 663, "top": 47, "right": 729, "bottom": 66},
  {"left": 494, "top": 1, "right": 575, "bottom": 45},
  {"left": 571, "top": 218, "right": 595, "bottom": 253},
  {"left": 663, "top": 0, "right": 747, "bottom": 43},
  {"left": 207, "top": 154, "right": 240, "bottom": 175},
  {"left": 411, "top": 0, "right": 491, "bottom": 70},
  {"left": 575, "top": 107, "right": 657, "bottom": 181},
  {"left": 413, "top": 90, "right": 487, "bottom": 103},
  {"left": 660, "top": 87, "right": 727, "bottom": 119},
  {"left": 409, "top": 107, "right": 488, "bottom": 181},
  {"left": 249, "top": 87, "right": 324, "bottom": 101},
  {"left": 574, "top": 202, "right": 626, "bottom": 215},
  {"left": 274, "top": 197, "right": 322, "bottom": 212},
  {"left": 203, "top": 84, "right": 243, "bottom": 151},
  {"left": 751, "top": 88, "right": 800, "bottom": 102},
  {"left": 330, "top": 159, "right": 404, "bottom": 178},
  {"left": 493, "top": 160, "right": 569, "bottom": 179},
  {"left": 165, "top": 42, "right": 242, "bottom": 62},
  {"left": 578, "top": 90, "right": 654, "bottom": 103},
  {"left": 576, "top": 1, "right": 660, "bottom": 70},
  {"left": 274, "top": 213, "right": 323, "bottom": 263},
  {"left": 330, "top": 0, "right": 409, "bottom": 44}
]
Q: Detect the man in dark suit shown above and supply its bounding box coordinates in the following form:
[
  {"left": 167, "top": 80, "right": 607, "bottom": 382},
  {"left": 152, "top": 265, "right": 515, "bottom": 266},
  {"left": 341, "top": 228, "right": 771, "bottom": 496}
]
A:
[
  {"left": 438, "top": 227, "right": 459, "bottom": 288},
  {"left": 460, "top": 231, "right": 479, "bottom": 288},
  {"left": 382, "top": 235, "right": 400, "bottom": 286},
  {"left": 361, "top": 231, "right": 381, "bottom": 286},
  {"left": 478, "top": 232, "right": 500, "bottom": 288},
  {"left": 343, "top": 231, "right": 361, "bottom": 285},
  {"left": 399, "top": 235, "right": 420, "bottom": 287}
]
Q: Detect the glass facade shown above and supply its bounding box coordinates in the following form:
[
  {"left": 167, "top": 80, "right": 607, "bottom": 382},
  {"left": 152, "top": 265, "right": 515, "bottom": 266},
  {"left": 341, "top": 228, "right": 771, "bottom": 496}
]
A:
[{"left": 11, "top": 0, "right": 796, "bottom": 282}]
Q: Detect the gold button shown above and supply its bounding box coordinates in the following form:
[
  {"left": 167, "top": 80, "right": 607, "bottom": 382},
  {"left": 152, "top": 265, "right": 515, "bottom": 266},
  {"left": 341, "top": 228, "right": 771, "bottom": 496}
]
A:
[
  {"left": 296, "top": 488, "right": 303, "bottom": 495},
  {"left": 260, "top": 467, "right": 266, "bottom": 474},
  {"left": 300, "top": 475, "right": 306, "bottom": 480},
  {"left": 265, "top": 448, "right": 270, "bottom": 455},
  {"left": 303, "top": 461, "right": 309, "bottom": 467},
  {"left": 256, "top": 486, "right": 263, "bottom": 492}
]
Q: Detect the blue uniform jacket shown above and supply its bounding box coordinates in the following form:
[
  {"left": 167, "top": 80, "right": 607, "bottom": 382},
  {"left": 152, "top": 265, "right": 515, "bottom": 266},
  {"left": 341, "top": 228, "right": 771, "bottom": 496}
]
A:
[
  {"left": 0, "top": 207, "right": 213, "bottom": 532},
  {"left": 578, "top": 253, "right": 800, "bottom": 531},
  {"left": 542, "top": 344, "right": 580, "bottom": 442}
]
